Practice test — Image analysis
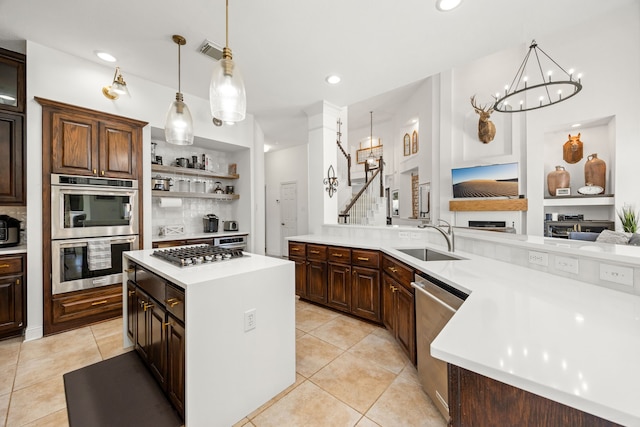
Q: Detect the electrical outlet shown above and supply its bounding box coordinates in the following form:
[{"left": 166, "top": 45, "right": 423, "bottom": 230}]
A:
[
  {"left": 399, "top": 232, "right": 410, "bottom": 239},
  {"left": 244, "top": 309, "right": 256, "bottom": 331},
  {"left": 555, "top": 256, "right": 578, "bottom": 274},
  {"left": 410, "top": 232, "right": 421, "bottom": 240},
  {"left": 599, "top": 264, "right": 633, "bottom": 286},
  {"left": 528, "top": 251, "right": 548, "bottom": 266}
]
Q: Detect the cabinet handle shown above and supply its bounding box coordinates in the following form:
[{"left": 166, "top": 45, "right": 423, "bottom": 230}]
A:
[
  {"left": 166, "top": 298, "right": 181, "bottom": 308},
  {"left": 309, "top": 250, "right": 320, "bottom": 254},
  {"left": 16, "top": 279, "right": 20, "bottom": 285},
  {"left": 101, "top": 170, "right": 105, "bottom": 176},
  {"left": 357, "top": 257, "right": 369, "bottom": 261},
  {"left": 91, "top": 300, "right": 108, "bottom": 306},
  {"left": 144, "top": 303, "right": 154, "bottom": 311},
  {"left": 0, "top": 264, "right": 10, "bottom": 268},
  {"left": 163, "top": 322, "right": 171, "bottom": 328},
  {"left": 128, "top": 290, "right": 135, "bottom": 296},
  {"left": 291, "top": 248, "right": 300, "bottom": 251},
  {"left": 125, "top": 268, "right": 135, "bottom": 273},
  {"left": 331, "top": 253, "right": 343, "bottom": 257},
  {"left": 388, "top": 267, "right": 398, "bottom": 273},
  {"left": 389, "top": 285, "right": 397, "bottom": 292}
]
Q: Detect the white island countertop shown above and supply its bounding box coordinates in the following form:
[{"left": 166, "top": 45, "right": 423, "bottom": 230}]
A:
[{"left": 288, "top": 233, "right": 640, "bottom": 426}]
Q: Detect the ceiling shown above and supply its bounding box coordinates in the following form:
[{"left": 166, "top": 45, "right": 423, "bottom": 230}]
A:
[{"left": 0, "top": 0, "right": 634, "bottom": 151}]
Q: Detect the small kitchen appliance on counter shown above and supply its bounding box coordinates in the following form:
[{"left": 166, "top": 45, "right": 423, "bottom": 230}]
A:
[
  {"left": 0, "top": 215, "right": 20, "bottom": 248},
  {"left": 203, "top": 214, "right": 219, "bottom": 233},
  {"left": 223, "top": 220, "right": 238, "bottom": 231}
]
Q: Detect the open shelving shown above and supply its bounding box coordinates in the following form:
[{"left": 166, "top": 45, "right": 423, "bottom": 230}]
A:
[{"left": 151, "top": 164, "right": 239, "bottom": 180}]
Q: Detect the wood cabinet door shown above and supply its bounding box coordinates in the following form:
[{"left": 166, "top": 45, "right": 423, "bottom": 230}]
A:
[
  {"left": 0, "top": 273, "right": 23, "bottom": 336},
  {"left": 134, "top": 289, "right": 150, "bottom": 362},
  {"left": 99, "top": 120, "right": 139, "bottom": 179},
  {"left": 351, "top": 266, "right": 381, "bottom": 322},
  {"left": 293, "top": 257, "right": 307, "bottom": 298},
  {"left": 327, "top": 263, "right": 351, "bottom": 313},
  {"left": 167, "top": 317, "right": 185, "bottom": 418},
  {"left": 382, "top": 274, "right": 396, "bottom": 332},
  {"left": 0, "top": 112, "right": 24, "bottom": 205},
  {"left": 147, "top": 301, "right": 167, "bottom": 389},
  {"left": 306, "top": 260, "right": 327, "bottom": 304},
  {"left": 126, "top": 281, "right": 136, "bottom": 341},
  {"left": 51, "top": 111, "right": 99, "bottom": 176},
  {"left": 395, "top": 284, "right": 416, "bottom": 364}
]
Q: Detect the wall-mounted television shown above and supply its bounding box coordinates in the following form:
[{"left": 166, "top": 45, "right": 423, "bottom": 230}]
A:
[{"left": 452, "top": 162, "right": 519, "bottom": 198}]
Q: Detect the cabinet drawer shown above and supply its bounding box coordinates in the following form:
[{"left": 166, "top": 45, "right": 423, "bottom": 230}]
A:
[
  {"left": 307, "top": 244, "right": 327, "bottom": 261},
  {"left": 0, "top": 255, "right": 24, "bottom": 276},
  {"left": 52, "top": 286, "right": 121, "bottom": 323},
  {"left": 352, "top": 249, "right": 379, "bottom": 268},
  {"left": 328, "top": 246, "right": 351, "bottom": 264},
  {"left": 165, "top": 284, "right": 185, "bottom": 323},
  {"left": 135, "top": 266, "right": 166, "bottom": 304},
  {"left": 153, "top": 240, "right": 187, "bottom": 249},
  {"left": 382, "top": 255, "right": 413, "bottom": 288},
  {"left": 288, "top": 242, "right": 306, "bottom": 257}
]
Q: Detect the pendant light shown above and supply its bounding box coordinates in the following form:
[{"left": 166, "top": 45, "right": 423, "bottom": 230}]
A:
[
  {"left": 209, "top": 0, "right": 246, "bottom": 123},
  {"left": 366, "top": 111, "right": 377, "bottom": 167},
  {"left": 165, "top": 34, "right": 194, "bottom": 145}
]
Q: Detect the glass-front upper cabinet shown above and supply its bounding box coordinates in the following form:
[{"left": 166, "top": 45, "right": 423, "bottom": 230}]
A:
[{"left": 0, "top": 47, "right": 25, "bottom": 113}]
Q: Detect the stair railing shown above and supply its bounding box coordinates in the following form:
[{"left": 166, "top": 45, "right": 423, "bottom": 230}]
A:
[
  {"left": 336, "top": 120, "right": 351, "bottom": 187},
  {"left": 338, "top": 156, "right": 384, "bottom": 224}
]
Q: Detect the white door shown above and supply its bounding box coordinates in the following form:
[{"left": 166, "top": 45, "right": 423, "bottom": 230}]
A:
[{"left": 280, "top": 182, "right": 297, "bottom": 257}]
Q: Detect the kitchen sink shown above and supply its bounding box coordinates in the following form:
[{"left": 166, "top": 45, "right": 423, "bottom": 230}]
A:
[{"left": 396, "top": 248, "right": 463, "bottom": 262}]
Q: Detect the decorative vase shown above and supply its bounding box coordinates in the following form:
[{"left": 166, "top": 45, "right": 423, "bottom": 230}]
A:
[
  {"left": 584, "top": 153, "right": 606, "bottom": 192},
  {"left": 547, "top": 166, "right": 570, "bottom": 196}
]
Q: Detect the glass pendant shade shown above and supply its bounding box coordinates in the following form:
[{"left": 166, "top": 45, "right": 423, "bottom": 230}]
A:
[
  {"left": 110, "top": 78, "right": 129, "bottom": 96},
  {"left": 209, "top": 57, "right": 246, "bottom": 122},
  {"left": 164, "top": 94, "right": 194, "bottom": 145}
]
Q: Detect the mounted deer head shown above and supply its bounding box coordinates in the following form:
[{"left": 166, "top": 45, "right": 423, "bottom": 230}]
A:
[{"left": 470, "top": 95, "right": 496, "bottom": 144}]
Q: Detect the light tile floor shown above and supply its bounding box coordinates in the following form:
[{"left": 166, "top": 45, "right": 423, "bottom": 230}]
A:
[{"left": 0, "top": 300, "right": 446, "bottom": 427}]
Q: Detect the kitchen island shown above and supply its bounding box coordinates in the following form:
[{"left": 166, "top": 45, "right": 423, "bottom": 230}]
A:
[
  {"left": 288, "top": 226, "right": 640, "bottom": 426},
  {"left": 122, "top": 248, "right": 295, "bottom": 426}
]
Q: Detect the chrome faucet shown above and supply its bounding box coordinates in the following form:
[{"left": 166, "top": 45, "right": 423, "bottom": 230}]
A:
[{"left": 417, "top": 219, "right": 455, "bottom": 252}]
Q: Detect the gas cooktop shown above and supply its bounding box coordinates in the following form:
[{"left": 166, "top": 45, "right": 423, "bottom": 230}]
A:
[{"left": 152, "top": 244, "right": 245, "bottom": 267}]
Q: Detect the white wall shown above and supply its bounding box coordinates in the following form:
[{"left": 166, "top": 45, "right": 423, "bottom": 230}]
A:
[
  {"left": 264, "top": 144, "right": 309, "bottom": 257},
  {"left": 24, "top": 41, "right": 262, "bottom": 340}
]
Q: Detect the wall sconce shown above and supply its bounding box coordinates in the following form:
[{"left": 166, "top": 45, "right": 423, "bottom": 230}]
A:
[
  {"left": 324, "top": 165, "right": 339, "bottom": 198},
  {"left": 102, "top": 67, "right": 130, "bottom": 99}
]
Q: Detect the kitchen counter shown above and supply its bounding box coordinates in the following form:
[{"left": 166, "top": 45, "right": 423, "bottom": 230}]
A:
[
  {"left": 152, "top": 231, "right": 247, "bottom": 243},
  {"left": 123, "top": 248, "right": 295, "bottom": 426},
  {"left": 0, "top": 244, "right": 27, "bottom": 255},
  {"left": 287, "top": 233, "right": 640, "bottom": 426}
]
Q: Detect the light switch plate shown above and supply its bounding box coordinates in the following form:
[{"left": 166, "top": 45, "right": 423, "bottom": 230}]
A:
[
  {"left": 599, "top": 264, "right": 633, "bottom": 286},
  {"left": 555, "top": 256, "right": 578, "bottom": 274}
]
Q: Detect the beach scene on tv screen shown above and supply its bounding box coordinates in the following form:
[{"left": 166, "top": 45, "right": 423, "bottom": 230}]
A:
[{"left": 452, "top": 163, "right": 519, "bottom": 198}]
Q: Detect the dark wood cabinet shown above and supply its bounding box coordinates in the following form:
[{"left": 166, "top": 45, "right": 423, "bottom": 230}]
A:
[
  {"left": 382, "top": 254, "right": 416, "bottom": 364},
  {"left": 289, "top": 242, "right": 307, "bottom": 298},
  {"left": 152, "top": 237, "right": 214, "bottom": 249},
  {"left": 51, "top": 284, "right": 122, "bottom": 328},
  {"left": 448, "top": 365, "right": 621, "bottom": 427},
  {"left": 0, "top": 253, "right": 26, "bottom": 339},
  {"left": 328, "top": 262, "right": 351, "bottom": 312},
  {"left": 0, "top": 112, "right": 24, "bottom": 205},
  {"left": 129, "top": 263, "right": 185, "bottom": 419},
  {"left": 49, "top": 110, "right": 140, "bottom": 179},
  {"left": 306, "top": 260, "right": 328, "bottom": 304},
  {"left": 0, "top": 48, "right": 26, "bottom": 114},
  {"left": 351, "top": 265, "right": 380, "bottom": 322}
]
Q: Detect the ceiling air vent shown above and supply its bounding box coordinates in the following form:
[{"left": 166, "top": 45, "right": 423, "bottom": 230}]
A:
[{"left": 199, "top": 40, "right": 223, "bottom": 61}]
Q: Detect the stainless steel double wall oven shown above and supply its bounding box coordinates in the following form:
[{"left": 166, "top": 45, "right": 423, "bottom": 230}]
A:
[{"left": 50, "top": 174, "right": 139, "bottom": 294}]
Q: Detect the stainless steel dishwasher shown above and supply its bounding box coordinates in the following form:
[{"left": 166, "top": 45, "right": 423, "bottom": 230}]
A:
[{"left": 412, "top": 272, "right": 467, "bottom": 420}]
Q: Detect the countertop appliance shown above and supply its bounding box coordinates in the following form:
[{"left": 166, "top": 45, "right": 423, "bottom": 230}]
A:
[
  {"left": 214, "top": 235, "right": 247, "bottom": 250},
  {"left": 413, "top": 271, "right": 467, "bottom": 420},
  {"left": 152, "top": 244, "right": 245, "bottom": 267},
  {"left": 223, "top": 220, "right": 238, "bottom": 231},
  {"left": 152, "top": 175, "right": 172, "bottom": 191},
  {"left": 0, "top": 215, "right": 20, "bottom": 248},
  {"left": 203, "top": 214, "right": 219, "bottom": 233}
]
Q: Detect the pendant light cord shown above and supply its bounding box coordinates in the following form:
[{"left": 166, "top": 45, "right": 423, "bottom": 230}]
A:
[
  {"left": 370, "top": 111, "right": 373, "bottom": 155},
  {"left": 226, "top": 0, "right": 229, "bottom": 49},
  {"left": 177, "top": 41, "right": 181, "bottom": 94}
]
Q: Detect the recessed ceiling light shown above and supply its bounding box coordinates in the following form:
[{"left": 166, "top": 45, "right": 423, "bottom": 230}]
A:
[
  {"left": 95, "top": 51, "right": 117, "bottom": 63},
  {"left": 436, "top": 0, "right": 462, "bottom": 11},
  {"left": 325, "top": 75, "right": 341, "bottom": 85},
  {"left": 571, "top": 123, "right": 581, "bottom": 128}
]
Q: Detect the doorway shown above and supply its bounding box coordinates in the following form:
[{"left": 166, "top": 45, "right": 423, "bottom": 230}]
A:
[{"left": 280, "top": 182, "right": 298, "bottom": 257}]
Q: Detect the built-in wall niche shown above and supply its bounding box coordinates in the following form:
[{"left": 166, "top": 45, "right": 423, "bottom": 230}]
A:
[
  {"left": 461, "top": 107, "right": 516, "bottom": 161},
  {"left": 542, "top": 116, "right": 615, "bottom": 221}
]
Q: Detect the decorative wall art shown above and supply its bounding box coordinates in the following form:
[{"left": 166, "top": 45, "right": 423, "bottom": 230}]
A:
[
  {"left": 323, "top": 165, "right": 338, "bottom": 197},
  {"left": 403, "top": 133, "right": 411, "bottom": 156},
  {"left": 356, "top": 144, "right": 383, "bottom": 164},
  {"left": 563, "top": 133, "right": 583, "bottom": 164},
  {"left": 412, "top": 130, "right": 418, "bottom": 154},
  {"left": 470, "top": 95, "right": 496, "bottom": 143}
]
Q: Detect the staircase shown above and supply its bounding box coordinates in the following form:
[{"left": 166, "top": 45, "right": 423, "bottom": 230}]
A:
[{"left": 338, "top": 157, "right": 386, "bottom": 225}]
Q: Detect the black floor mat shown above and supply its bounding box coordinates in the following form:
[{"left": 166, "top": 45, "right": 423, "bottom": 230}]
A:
[{"left": 63, "top": 351, "right": 183, "bottom": 427}]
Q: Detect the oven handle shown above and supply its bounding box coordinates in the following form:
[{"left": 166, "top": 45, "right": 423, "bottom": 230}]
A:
[{"left": 56, "top": 237, "right": 137, "bottom": 249}]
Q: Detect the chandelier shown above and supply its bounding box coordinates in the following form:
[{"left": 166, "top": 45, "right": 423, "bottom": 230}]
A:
[{"left": 493, "top": 40, "right": 582, "bottom": 113}]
